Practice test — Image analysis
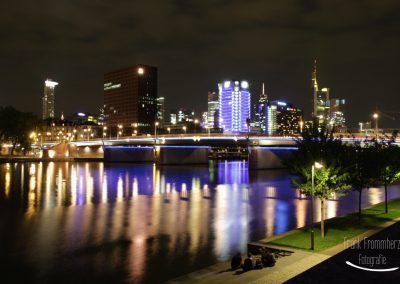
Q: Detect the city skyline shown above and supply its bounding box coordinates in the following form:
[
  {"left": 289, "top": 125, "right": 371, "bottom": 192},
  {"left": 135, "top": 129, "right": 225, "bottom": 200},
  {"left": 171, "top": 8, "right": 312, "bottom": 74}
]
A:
[{"left": 1, "top": 1, "right": 400, "bottom": 128}]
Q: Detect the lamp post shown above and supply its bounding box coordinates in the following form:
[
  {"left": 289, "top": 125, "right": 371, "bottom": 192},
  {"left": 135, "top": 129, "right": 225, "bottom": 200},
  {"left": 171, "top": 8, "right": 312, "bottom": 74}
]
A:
[
  {"left": 182, "top": 126, "right": 187, "bottom": 135},
  {"left": 299, "top": 120, "right": 304, "bottom": 134},
  {"left": 117, "top": 124, "right": 123, "bottom": 139},
  {"left": 103, "top": 126, "right": 107, "bottom": 139},
  {"left": 207, "top": 126, "right": 211, "bottom": 137},
  {"left": 311, "top": 161, "right": 323, "bottom": 250},
  {"left": 194, "top": 119, "right": 199, "bottom": 133},
  {"left": 373, "top": 113, "right": 379, "bottom": 138},
  {"left": 167, "top": 127, "right": 171, "bottom": 135},
  {"left": 154, "top": 121, "right": 159, "bottom": 144},
  {"left": 132, "top": 123, "right": 138, "bottom": 136}
]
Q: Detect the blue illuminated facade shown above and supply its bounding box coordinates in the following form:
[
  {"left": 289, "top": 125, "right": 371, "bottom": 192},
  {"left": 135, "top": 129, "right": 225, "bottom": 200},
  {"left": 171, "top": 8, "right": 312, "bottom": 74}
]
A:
[{"left": 218, "top": 80, "right": 251, "bottom": 132}]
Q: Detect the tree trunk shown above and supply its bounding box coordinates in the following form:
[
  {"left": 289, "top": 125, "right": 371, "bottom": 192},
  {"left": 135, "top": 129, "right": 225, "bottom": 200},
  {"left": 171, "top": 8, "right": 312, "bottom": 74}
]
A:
[
  {"left": 385, "top": 183, "right": 388, "bottom": 213},
  {"left": 358, "top": 189, "right": 362, "bottom": 218},
  {"left": 321, "top": 198, "right": 325, "bottom": 239}
]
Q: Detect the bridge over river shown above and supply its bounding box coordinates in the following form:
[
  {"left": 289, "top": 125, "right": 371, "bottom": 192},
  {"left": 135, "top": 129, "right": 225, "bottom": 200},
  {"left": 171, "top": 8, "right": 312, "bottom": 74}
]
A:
[{"left": 40, "top": 134, "right": 399, "bottom": 169}]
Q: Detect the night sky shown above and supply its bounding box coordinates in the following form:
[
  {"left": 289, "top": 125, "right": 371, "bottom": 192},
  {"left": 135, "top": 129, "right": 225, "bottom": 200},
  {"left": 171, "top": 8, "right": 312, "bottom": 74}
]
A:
[{"left": 1, "top": 0, "right": 400, "bottom": 128}]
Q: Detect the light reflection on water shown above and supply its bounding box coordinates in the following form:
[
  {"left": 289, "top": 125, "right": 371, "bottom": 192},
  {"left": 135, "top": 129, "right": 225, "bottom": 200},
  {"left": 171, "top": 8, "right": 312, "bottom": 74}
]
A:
[{"left": 1, "top": 161, "right": 400, "bottom": 283}]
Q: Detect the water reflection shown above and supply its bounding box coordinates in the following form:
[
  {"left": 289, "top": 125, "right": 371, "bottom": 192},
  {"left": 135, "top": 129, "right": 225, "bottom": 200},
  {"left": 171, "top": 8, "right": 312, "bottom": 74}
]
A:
[{"left": 1, "top": 161, "right": 400, "bottom": 283}]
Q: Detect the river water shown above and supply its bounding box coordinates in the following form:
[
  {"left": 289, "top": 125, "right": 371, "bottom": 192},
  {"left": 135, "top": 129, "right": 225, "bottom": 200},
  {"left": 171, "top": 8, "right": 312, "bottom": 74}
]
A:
[{"left": 1, "top": 161, "right": 399, "bottom": 283}]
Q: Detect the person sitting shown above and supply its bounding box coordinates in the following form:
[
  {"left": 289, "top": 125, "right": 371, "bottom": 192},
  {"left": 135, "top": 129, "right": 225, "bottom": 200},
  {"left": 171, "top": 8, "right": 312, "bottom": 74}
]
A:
[
  {"left": 261, "top": 251, "right": 276, "bottom": 267},
  {"left": 242, "top": 253, "right": 254, "bottom": 271},
  {"left": 230, "top": 252, "right": 242, "bottom": 270}
]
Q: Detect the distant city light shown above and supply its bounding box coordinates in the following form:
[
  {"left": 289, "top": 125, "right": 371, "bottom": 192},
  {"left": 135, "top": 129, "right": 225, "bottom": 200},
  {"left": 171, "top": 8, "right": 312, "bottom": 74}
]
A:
[
  {"left": 77, "top": 112, "right": 86, "bottom": 117},
  {"left": 277, "top": 101, "right": 287, "bottom": 106},
  {"left": 138, "top": 67, "right": 144, "bottom": 75}
]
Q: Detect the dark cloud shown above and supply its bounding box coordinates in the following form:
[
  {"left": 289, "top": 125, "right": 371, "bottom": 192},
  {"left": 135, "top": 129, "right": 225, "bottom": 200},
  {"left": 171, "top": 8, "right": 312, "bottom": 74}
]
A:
[{"left": 1, "top": 0, "right": 400, "bottom": 127}]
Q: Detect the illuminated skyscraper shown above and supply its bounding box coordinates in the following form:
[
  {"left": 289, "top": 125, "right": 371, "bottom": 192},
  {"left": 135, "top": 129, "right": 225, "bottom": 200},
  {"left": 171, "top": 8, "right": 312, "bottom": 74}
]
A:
[
  {"left": 266, "top": 100, "right": 303, "bottom": 136},
  {"left": 104, "top": 65, "right": 157, "bottom": 130},
  {"left": 42, "top": 79, "right": 58, "bottom": 119},
  {"left": 329, "top": 98, "right": 346, "bottom": 130},
  {"left": 254, "top": 83, "right": 268, "bottom": 132},
  {"left": 218, "top": 80, "right": 251, "bottom": 132},
  {"left": 312, "top": 60, "right": 330, "bottom": 125},
  {"left": 207, "top": 91, "right": 219, "bottom": 128},
  {"left": 156, "top": 97, "right": 165, "bottom": 126}
]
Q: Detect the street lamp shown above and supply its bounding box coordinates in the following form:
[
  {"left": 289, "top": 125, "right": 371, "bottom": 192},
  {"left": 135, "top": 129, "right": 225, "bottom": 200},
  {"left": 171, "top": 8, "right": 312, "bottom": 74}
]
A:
[
  {"left": 103, "top": 126, "right": 107, "bottom": 138},
  {"left": 154, "top": 121, "right": 159, "bottom": 144},
  {"left": 182, "top": 126, "right": 187, "bottom": 135},
  {"left": 167, "top": 127, "right": 171, "bottom": 135},
  {"left": 373, "top": 113, "right": 379, "bottom": 138},
  {"left": 194, "top": 119, "right": 199, "bottom": 133},
  {"left": 310, "top": 161, "right": 323, "bottom": 250},
  {"left": 299, "top": 120, "right": 304, "bottom": 133},
  {"left": 117, "top": 124, "right": 123, "bottom": 139}
]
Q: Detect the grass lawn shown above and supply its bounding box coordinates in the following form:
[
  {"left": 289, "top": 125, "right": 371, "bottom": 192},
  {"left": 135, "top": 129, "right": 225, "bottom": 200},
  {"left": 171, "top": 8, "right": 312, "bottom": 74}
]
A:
[{"left": 268, "top": 198, "right": 400, "bottom": 252}]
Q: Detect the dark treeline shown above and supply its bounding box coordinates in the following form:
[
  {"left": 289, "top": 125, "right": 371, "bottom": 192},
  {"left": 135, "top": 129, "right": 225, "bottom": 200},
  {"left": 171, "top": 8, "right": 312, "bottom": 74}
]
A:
[
  {"left": 285, "top": 124, "right": 400, "bottom": 238},
  {"left": 0, "top": 106, "right": 39, "bottom": 155}
]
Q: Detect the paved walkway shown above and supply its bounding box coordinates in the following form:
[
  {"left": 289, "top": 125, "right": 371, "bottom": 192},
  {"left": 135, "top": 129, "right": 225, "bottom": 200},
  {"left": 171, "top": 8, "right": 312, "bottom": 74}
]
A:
[
  {"left": 288, "top": 220, "right": 400, "bottom": 283},
  {"left": 167, "top": 217, "right": 400, "bottom": 284}
]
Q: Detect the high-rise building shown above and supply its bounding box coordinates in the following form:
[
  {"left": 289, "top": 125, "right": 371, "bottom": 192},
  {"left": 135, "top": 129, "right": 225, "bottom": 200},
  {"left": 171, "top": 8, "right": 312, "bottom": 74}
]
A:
[
  {"left": 218, "top": 80, "right": 251, "bottom": 132},
  {"left": 265, "top": 100, "right": 303, "bottom": 136},
  {"left": 156, "top": 97, "right": 165, "bottom": 126},
  {"left": 104, "top": 65, "right": 157, "bottom": 130},
  {"left": 254, "top": 83, "right": 268, "bottom": 132},
  {"left": 169, "top": 109, "right": 195, "bottom": 125},
  {"left": 312, "top": 60, "right": 330, "bottom": 125},
  {"left": 42, "top": 79, "right": 58, "bottom": 120},
  {"left": 201, "top": 111, "right": 208, "bottom": 128},
  {"left": 207, "top": 91, "right": 219, "bottom": 129},
  {"left": 329, "top": 98, "right": 346, "bottom": 129}
]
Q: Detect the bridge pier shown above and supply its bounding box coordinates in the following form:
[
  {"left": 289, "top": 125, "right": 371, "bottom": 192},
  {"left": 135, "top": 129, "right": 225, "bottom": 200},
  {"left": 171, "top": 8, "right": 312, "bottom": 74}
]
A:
[
  {"left": 248, "top": 147, "right": 296, "bottom": 170},
  {"left": 155, "top": 146, "right": 210, "bottom": 165},
  {"left": 104, "top": 146, "right": 155, "bottom": 162},
  {"left": 103, "top": 145, "right": 210, "bottom": 164}
]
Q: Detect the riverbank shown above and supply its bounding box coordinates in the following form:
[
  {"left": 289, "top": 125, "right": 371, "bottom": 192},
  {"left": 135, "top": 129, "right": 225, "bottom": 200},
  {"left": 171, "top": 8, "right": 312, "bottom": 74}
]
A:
[
  {"left": 267, "top": 198, "right": 400, "bottom": 251},
  {"left": 168, "top": 198, "right": 400, "bottom": 283},
  {"left": 0, "top": 155, "right": 103, "bottom": 163}
]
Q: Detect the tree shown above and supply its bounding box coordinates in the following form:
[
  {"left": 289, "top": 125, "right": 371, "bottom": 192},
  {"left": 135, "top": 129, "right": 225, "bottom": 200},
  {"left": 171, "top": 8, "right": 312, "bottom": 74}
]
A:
[
  {"left": 286, "top": 123, "right": 350, "bottom": 238},
  {"left": 291, "top": 165, "right": 350, "bottom": 238},
  {"left": 344, "top": 142, "right": 374, "bottom": 218},
  {"left": 372, "top": 140, "right": 400, "bottom": 213},
  {"left": 0, "top": 106, "right": 38, "bottom": 155}
]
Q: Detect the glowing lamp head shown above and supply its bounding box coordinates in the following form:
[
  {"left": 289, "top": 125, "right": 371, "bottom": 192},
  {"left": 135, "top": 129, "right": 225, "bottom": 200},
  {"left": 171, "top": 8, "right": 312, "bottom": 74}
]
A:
[
  {"left": 138, "top": 67, "right": 144, "bottom": 75},
  {"left": 373, "top": 113, "right": 379, "bottom": 119},
  {"left": 314, "top": 162, "right": 323, "bottom": 169}
]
